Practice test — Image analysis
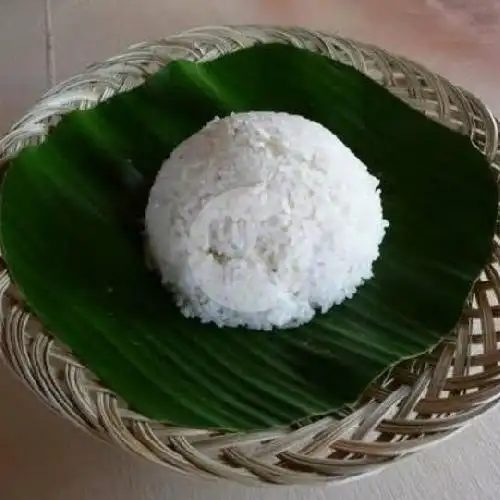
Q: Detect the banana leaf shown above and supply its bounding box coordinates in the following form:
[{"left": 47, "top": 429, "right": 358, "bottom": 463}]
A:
[{"left": 0, "top": 43, "right": 497, "bottom": 431}]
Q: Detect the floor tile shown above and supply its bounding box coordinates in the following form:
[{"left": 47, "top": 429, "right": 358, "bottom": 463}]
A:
[{"left": 0, "top": 0, "right": 49, "bottom": 133}]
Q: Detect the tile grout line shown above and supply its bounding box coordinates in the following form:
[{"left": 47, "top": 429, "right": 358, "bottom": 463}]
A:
[{"left": 44, "top": 0, "right": 56, "bottom": 87}]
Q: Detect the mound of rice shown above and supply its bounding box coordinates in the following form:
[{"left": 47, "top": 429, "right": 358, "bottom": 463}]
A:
[{"left": 145, "top": 111, "right": 388, "bottom": 330}]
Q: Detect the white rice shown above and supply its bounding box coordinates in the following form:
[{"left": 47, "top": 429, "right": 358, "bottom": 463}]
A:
[{"left": 145, "top": 111, "right": 388, "bottom": 330}]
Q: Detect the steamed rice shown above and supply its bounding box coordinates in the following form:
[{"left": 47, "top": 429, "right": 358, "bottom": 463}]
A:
[{"left": 145, "top": 111, "right": 388, "bottom": 330}]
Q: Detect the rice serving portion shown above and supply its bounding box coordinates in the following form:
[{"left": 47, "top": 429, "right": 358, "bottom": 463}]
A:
[{"left": 145, "top": 111, "right": 388, "bottom": 330}]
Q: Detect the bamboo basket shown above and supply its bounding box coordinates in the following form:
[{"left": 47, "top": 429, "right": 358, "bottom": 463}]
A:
[{"left": 1, "top": 25, "right": 500, "bottom": 486}]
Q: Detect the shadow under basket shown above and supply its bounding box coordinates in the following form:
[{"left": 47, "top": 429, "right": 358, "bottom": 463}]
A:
[{"left": 1, "top": 25, "right": 500, "bottom": 486}]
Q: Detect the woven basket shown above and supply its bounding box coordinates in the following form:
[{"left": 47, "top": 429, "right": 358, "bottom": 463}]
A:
[{"left": 1, "top": 25, "right": 500, "bottom": 486}]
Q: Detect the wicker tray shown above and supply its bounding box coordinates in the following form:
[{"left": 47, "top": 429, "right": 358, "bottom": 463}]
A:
[{"left": 1, "top": 25, "right": 500, "bottom": 486}]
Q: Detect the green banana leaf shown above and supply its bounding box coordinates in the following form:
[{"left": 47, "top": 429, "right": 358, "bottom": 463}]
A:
[{"left": 0, "top": 43, "right": 497, "bottom": 431}]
